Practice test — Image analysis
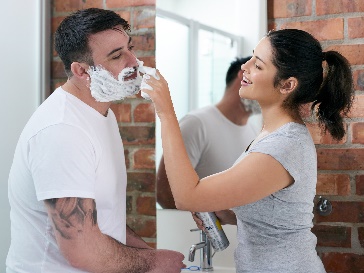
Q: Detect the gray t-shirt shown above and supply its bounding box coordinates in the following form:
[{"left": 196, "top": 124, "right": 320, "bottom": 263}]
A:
[{"left": 232, "top": 122, "right": 326, "bottom": 273}]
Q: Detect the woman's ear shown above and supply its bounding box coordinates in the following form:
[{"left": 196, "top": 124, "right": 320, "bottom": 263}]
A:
[
  {"left": 279, "top": 77, "right": 298, "bottom": 95},
  {"left": 70, "top": 62, "right": 89, "bottom": 80}
]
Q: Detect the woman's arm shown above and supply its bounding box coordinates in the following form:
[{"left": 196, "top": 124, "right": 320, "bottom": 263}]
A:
[{"left": 143, "top": 72, "right": 293, "bottom": 212}]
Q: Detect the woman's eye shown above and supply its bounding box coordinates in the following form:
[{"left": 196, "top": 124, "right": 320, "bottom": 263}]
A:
[{"left": 254, "top": 63, "right": 261, "bottom": 70}]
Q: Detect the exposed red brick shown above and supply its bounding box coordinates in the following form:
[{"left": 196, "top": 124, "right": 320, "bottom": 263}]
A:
[
  {"left": 315, "top": 201, "right": 364, "bottom": 223},
  {"left": 307, "top": 123, "right": 346, "bottom": 145},
  {"left": 115, "top": 10, "right": 131, "bottom": 25},
  {"left": 134, "top": 103, "right": 155, "bottom": 122},
  {"left": 126, "top": 216, "right": 156, "bottom": 238},
  {"left": 312, "top": 225, "right": 351, "bottom": 247},
  {"left": 348, "top": 17, "right": 364, "bottom": 39},
  {"left": 352, "top": 123, "right": 364, "bottom": 144},
  {"left": 324, "top": 44, "right": 364, "bottom": 66},
  {"left": 51, "top": 61, "right": 67, "bottom": 79},
  {"left": 132, "top": 33, "right": 155, "bottom": 52},
  {"left": 353, "top": 69, "right": 364, "bottom": 91},
  {"left": 281, "top": 19, "right": 344, "bottom": 41},
  {"left": 321, "top": 252, "right": 364, "bottom": 273},
  {"left": 355, "top": 175, "right": 364, "bottom": 195},
  {"left": 127, "top": 172, "right": 156, "bottom": 192},
  {"left": 52, "top": 17, "right": 66, "bottom": 34},
  {"left": 120, "top": 126, "right": 155, "bottom": 145},
  {"left": 126, "top": 195, "right": 133, "bottom": 214},
  {"left": 317, "top": 0, "right": 364, "bottom": 16},
  {"left": 106, "top": 0, "right": 155, "bottom": 8},
  {"left": 133, "top": 9, "right": 155, "bottom": 29},
  {"left": 317, "top": 174, "right": 351, "bottom": 196},
  {"left": 136, "top": 196, "right": 156, "bottom": 216},
  {"left": 358, "top": 226, "right": 364, "bottom": 247},
  {"left": 54, "top": 0, "right": 103, "bottom": 12},
  {"left": 317, "top": 148, "right": 364, "bottom": 170},
  {"left": 267, "top": 0, "right": 312, "bottom": 19},
  {"left": 110, "top": 103, "right": 131, "bottom": 123},
  {"left": 348, "top": 95, "right": 364, "bottom": 118},
  {"left": 134, "top": 149, "right": 155, "bottom": 169}
]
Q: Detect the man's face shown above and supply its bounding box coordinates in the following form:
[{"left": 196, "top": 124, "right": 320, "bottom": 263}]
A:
[{"left": 87, "top": 26, "right": 138, "bottom": 80}]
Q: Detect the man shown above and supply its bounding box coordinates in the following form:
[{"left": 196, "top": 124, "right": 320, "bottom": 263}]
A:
[
  {"left": 157, "top": 57, "right": 261, "bottom": 209},
  {"left": 6, "top": 8, "right": 184, "bottom": 273}
]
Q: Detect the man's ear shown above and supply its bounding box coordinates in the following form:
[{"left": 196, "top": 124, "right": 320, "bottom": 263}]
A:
[
  {"left": 279, "top": 77, "right": 298, "bottom": 95},
  {"left": 70, "top": 62, "right": 89, "bottom": 80}
]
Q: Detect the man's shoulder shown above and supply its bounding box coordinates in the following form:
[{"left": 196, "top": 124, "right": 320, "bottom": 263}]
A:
[{"left": 184, "top": 105, "right": 217, "bottom": 120}]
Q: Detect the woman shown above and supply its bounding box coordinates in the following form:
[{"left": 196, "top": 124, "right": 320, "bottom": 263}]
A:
[{"left": 143, "top": 29, "right": 354, "bottom": 272}]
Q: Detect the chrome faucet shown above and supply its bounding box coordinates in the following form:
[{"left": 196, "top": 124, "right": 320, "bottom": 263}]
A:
[{"left": 189, "top": 229, "right": 213, "bottom": 271}]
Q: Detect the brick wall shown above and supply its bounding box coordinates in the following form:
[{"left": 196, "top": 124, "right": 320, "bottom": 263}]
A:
[
  {"left": 268, "top": 0, "right": 364, "bottom": 272},
  {"left": 51, "top": 0, "right": 157, "bottom": 247}
]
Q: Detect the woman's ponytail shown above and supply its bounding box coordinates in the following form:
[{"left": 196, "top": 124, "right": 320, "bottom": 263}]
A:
[{"left": 312, "top": 50, "right": 354, "bottom": 140}]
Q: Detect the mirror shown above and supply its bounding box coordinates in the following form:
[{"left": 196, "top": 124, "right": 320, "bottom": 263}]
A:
[
  {"left": 155, "top": 1, "right": 267, "bottom": 268},
  {"left": 155, "top": 0, "right": 267, "bottom": 209}
]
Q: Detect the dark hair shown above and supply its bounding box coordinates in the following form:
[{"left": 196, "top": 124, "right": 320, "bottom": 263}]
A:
[
  {"left": 225, "top": 56, "right": 252, "bottom": 87},
  {"left": 55, "top": 8, "right": 130, "bottom": 77},
  {"left": 267, "top": 29, "right": 354, "bottom": 140}
]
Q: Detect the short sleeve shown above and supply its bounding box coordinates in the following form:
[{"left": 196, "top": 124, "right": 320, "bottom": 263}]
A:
[
  {"left": 179, "top": 115, "right": 205, "bottom": 168},
  {"left": 28, "top": 124, "right": 97, "bottom": 201},
  {"left": 249, "top": 133, "right": 302, "bottom": 184}
]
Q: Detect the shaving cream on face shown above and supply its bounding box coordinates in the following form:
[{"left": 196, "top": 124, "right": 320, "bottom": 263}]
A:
[
  {"left": 87, "top": 64, "right": 142, "bottom": 102},
  {"left": 87, "top": 58, "right": 160, "bottom": 102}
]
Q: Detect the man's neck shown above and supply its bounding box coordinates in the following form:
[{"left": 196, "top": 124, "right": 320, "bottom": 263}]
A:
[
  {"left": 215, "top": 91, "right": 250, "bottom": 126},
  {"left": 62, "top": 79, "right": 111, "bottom": 117}
]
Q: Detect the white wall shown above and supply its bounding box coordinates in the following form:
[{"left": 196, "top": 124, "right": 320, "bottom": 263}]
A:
[{"left": 0, "top": 0, "right": 48, "bottom": 270}]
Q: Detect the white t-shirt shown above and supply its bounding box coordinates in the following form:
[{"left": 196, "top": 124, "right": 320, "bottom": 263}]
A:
[
  {"left": 7, "top": 87, "right": 127, "bottom": 273},
  {"left": 179, "top": 105, "right": 261, "bottom": 178}
]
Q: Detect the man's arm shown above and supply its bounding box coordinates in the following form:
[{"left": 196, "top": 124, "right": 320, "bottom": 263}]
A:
[
  {"left": 156, "top": 156, "right": 177, "bottom": 209},
  {"left": 44, "top": 197, "right": 184, "bottom": 273}
]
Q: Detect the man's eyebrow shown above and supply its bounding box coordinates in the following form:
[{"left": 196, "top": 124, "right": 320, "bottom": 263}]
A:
[
  {"left": 106, "top": 37, "right": 133, "bottom": 57},
  {"left": 252, "top": 50, "right": 266, "bottom": 64},
  {"left": 107, "top": 47, "right": 123, "bottom": 57}
]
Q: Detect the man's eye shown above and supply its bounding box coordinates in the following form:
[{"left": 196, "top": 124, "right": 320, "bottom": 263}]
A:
[
  {"left": 129, "top": 45, "right": 135, "bottom": 51},
  {"left": 112, "top": 54, "right": 121, "bottom": 60}
]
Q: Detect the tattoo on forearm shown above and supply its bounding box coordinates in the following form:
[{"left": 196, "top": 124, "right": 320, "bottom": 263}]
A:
[{"left": 45, "top": 198, "right": 97, "bottom": 239}]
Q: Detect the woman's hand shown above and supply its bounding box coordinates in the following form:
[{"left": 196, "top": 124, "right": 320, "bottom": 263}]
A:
[
  {"left": 191, "top": 210, "right": 237, "bottom": 231},
  {"left": 141, "top": 70, "right": 176, "bottom": 120}
]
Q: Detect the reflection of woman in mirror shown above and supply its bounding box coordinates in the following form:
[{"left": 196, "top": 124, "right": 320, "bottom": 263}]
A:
[{"left": 143, "top": 29, "right": 354, "bottom": 272}]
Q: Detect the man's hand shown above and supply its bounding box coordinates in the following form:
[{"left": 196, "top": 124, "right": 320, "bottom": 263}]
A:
[{"left": 147, "top": 249, "right": 186, "bottom": 273}]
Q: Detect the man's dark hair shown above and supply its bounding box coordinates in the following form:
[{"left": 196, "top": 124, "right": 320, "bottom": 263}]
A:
[
  {"left": 55, "top": 8, "right": 130, "bottom": 77},
  {"left": 225, "top": 56, "right": 252, "bottom": 87}
]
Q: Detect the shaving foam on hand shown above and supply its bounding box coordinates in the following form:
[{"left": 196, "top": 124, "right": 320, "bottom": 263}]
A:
[{"left": 137, "top": 60, "right": 160, "bottom": 100}]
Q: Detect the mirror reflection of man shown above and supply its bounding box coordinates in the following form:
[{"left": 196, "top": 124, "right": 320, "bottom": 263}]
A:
[
  {"left": 157, "top": 57, "right": 262, "bottom": 209},
  {"left": 6, "top": 8, "right": 184, "bottom": 273}
]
